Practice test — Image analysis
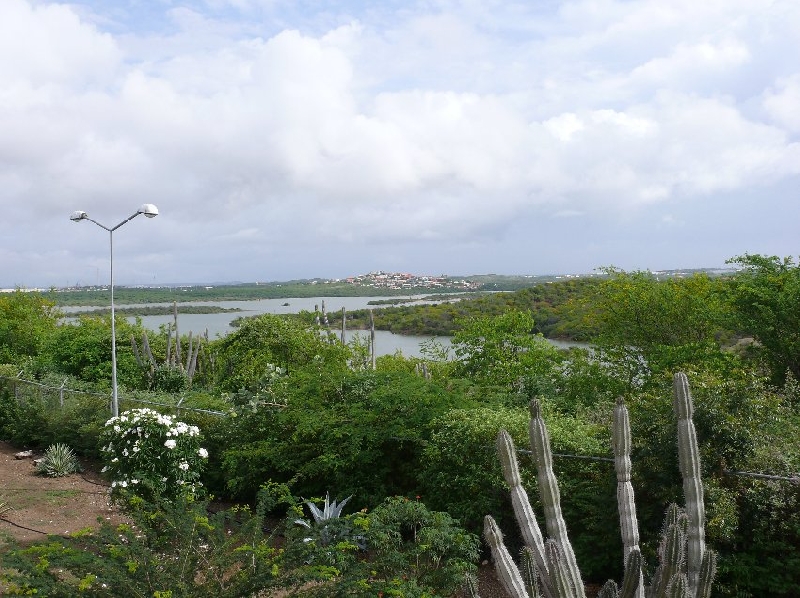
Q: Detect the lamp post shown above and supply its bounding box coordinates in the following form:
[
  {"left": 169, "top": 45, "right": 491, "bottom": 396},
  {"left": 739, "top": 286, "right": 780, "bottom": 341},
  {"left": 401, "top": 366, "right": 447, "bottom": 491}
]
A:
[{"left": 70, "top": 204, "right": 159, "bottom": 417}]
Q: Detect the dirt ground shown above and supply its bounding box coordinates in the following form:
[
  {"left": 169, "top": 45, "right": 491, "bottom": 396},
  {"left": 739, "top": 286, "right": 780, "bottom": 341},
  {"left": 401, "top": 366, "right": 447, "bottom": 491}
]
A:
[{"left": 0, "top": 441, "right": 124, "bottom": 548}]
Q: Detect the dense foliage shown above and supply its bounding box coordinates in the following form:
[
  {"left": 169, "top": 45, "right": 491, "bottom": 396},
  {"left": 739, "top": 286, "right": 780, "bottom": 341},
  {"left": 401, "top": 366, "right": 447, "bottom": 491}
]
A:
[
  {"left": 0, "top": 290, "right": 60, "bottom": 364},
  {"left": 329, "top": 277, "right": 599, "bottom": 338},
  {"left": 725, "top": 253, "right": 800, "bottom": 385},
  {"left": 2, "top": 255, "right": 800, "bottom": 596}
]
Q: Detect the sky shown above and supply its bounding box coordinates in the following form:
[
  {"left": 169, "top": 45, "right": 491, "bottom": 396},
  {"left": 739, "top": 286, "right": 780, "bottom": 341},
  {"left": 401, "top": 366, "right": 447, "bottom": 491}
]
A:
[{"left": 2, "top": 0, "right": 799, "bottom": 288}]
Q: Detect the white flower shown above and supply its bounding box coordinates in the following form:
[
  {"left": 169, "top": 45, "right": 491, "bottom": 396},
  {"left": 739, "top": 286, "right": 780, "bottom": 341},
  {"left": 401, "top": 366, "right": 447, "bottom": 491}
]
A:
[
  {"left": 178, "top": 461, "right": 189, "bottom": 471},
  {"left": 164, "top": 439, "right": 177, "bottom": 449},
  {"left": 198, "top": 448, "right": 209, "bottom": 459}
]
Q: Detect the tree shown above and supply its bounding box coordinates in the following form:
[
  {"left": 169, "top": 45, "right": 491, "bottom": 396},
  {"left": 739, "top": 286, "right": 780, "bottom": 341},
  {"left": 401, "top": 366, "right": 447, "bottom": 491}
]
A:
[
  {"left": 725, "top": 254, "right": 800, "bottom": 384},
  {"left": 45, "top": 315, "right": 142, "bottom": 387},
  {"left": 0, "top": 290, "right": 60, "bottom": 364},
  {"left": 210, "top": 314, "right": 350, "bottom": 393},
  {"left": 583, "top": 269, "right": 727, "bottom": 350},
  {"left": 451, "top": 310, "right": 562, "bottom": 389},
  {"left": 578, "top": 269, "right": 731, "bottom": 378}
]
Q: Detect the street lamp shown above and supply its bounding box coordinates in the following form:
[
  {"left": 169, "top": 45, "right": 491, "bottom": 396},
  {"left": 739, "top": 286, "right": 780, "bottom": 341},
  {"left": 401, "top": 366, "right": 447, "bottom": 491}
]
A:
[{"left": 70, "top": 204, "right": 159, "bottom": 417}]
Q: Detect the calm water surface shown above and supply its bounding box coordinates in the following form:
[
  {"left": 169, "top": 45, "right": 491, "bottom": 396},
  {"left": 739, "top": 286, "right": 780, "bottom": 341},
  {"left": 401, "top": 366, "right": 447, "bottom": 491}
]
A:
[
  {"left": 64, "top": 296, "right": 582, "bottom": 358},
  {"left": 65, "top": 296, "right": 454, "bottom": 358}
]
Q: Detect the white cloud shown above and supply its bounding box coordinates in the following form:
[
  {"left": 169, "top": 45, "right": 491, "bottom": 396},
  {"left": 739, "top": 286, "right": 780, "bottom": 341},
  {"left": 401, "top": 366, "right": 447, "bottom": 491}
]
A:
[
  {"left": 545, "top": 113, "right": 585, "bottom": 142},
  {"left": 763, "top": 75, "right": 800, "bottom": 133},
  {"left": 2, "top": 0, "right": 800, "bottom": 285},
  {"left": 0, "top": 0, "right": 119, "bottom": 85}
]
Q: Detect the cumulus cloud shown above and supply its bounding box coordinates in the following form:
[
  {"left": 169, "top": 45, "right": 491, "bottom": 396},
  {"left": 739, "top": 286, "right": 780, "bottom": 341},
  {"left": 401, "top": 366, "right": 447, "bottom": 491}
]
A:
[
  {"left": 763, "top": 75, "right": 800, "bottom": 133},
  {"left": 1, "top": 0, "right": 799, "bottom": 286}
]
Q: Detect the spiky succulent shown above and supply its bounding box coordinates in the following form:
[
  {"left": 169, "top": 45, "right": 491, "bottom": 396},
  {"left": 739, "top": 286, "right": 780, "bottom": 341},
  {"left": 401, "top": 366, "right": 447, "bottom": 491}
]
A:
[
  {"left": 294, "top": 492, "right": 359, "bottom": 548},
  {"left": 297, "top": 492, "right": 353, "bottom": 525},
  {"left": 0, "top": 495, "right": 12, "bottom": 518},
  {"left": 35, "top": 443, "right": 82, "bottom": 478}
]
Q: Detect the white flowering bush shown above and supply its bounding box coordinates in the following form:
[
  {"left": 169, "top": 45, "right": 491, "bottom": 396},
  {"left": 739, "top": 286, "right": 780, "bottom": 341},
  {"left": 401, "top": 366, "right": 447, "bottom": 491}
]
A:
[{"left": 100, "top": 408, "right": 208, "bottom": 501}]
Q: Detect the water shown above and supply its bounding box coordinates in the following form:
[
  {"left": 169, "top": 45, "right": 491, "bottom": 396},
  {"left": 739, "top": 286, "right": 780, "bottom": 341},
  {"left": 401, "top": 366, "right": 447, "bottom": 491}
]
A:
[
  {"left": 63, "top": 296, "right": 584, "bottom": 358},
  {"left": 64, "top": 296, "right": 455, "bottom": 358}
]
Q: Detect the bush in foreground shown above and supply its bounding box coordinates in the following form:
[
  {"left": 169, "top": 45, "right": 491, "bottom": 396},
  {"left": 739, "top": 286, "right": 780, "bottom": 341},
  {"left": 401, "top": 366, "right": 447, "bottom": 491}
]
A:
[{"left": 100, "top": 408, "right": 208, "bottom": 501}]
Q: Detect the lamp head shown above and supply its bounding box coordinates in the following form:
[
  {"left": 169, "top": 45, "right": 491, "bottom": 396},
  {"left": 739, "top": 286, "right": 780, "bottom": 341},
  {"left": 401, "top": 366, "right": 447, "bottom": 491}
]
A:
[
  {"left": 70, "top": 210, "right": 88, "bottom": 222},
  {"left": 139, "top": 203, "right": 159, "bottom": 218}
]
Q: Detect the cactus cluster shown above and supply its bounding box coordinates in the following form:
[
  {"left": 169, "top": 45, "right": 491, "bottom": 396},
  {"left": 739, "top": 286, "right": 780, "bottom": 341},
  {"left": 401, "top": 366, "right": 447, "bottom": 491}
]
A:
[{"left": 479, "top": 373, "right": 717, "bottom": 598}]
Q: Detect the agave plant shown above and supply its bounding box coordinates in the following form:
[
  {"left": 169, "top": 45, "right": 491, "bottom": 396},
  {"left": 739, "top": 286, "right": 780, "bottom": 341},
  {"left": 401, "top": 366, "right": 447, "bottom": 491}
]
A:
[
  {"left": 35, "top": 443, "right": 83, "bottom": 478},
  {"left": 294, "top": 492, "right": 359, "bottom": 548},
  {"left": 0, "top": 495, "right": 12, "bottom": 518},
  {"left": 297, "top": 492, "right": 353, "bottom": 525}
]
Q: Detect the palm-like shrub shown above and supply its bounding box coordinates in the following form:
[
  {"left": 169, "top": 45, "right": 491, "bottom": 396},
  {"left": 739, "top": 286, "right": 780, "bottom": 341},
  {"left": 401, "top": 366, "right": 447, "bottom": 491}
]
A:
[{"left": 35, "top": 443, "right": 82, "bottom": 477}]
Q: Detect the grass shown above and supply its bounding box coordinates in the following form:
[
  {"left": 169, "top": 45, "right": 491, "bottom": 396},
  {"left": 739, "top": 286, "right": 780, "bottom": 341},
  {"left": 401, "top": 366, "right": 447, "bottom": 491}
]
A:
[{"left": 43, "top": 490, "right": 81, "bottom": 504}]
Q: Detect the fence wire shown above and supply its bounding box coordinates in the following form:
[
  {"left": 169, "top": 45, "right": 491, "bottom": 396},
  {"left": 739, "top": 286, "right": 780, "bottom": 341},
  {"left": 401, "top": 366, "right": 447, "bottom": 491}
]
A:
[
  {"left": 2, "top": 375, "right": 796, "bottom": 483},
  {"left": 0, "top": 375, "right": 225, "bottom": 417}
]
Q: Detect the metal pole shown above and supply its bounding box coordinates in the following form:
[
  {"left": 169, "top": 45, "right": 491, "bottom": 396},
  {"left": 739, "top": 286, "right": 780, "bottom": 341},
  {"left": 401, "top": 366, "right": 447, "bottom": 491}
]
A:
[
  {"left": 70, "top": 205, "right": 158, "bottom": 417},
  {"left": 110, "top": 229, "right": 119, "bottom": 417}
]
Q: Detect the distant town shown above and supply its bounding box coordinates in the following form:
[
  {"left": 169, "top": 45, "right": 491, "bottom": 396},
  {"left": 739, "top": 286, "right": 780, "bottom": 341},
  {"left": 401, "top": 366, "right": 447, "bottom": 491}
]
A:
[
  {"left": 2, "top": 266, "right": 736, "bottom": 295},
  {"left": 338, "top": 271, "right": 481, "bottom": 291}
]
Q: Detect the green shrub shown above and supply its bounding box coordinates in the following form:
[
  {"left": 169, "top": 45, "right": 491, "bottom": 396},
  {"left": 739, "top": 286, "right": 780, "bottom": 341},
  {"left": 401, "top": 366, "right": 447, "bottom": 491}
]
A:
[
  {"left": 150, "top": 364, "right": 188, "bottom": 392},
  {"left": 282, "top": 495, "right": 479, "bottom": 597},
  {"left": 45, "top": 315, "right": 142, "bottom": 388},
  {"left": 0, "top": 389, "right": 48, "bottom": 447},
  {"left": 221, "top": 369, "right": 469, "bottom": 503},
  {"left": 366, "top": 496, "right": 479, "bottom": 595},
  {"left": 420, "top": 406, "right": 530, "bottom": 533},
  {"left": 100, "top": 408, "right": 208, "bottom": 501},
  {"left": 44, "top": 394, "right": 109, "bottom": 458}
]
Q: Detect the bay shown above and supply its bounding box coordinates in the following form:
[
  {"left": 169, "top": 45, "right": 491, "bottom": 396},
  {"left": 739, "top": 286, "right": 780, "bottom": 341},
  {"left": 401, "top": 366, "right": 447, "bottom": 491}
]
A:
[
  {"left": 64, "top": 296, "right": 454, "bottom": 358},
  {"left": 63, "top": 296, "right": 584, "bottom": 358}
]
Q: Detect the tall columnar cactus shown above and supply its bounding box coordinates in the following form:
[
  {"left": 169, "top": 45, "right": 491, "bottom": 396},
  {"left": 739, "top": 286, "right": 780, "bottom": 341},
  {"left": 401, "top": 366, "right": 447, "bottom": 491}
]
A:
[
  {"left": 485, "top": 515, "right": 530, "bottom": 598},
  {"left": 613, "top": 397, "right": 644, "bottom": 598},
  {"left": 529, "top": 401, "right": 585, "bottom": 598},
  {"left": 672, "top": 373, "right": 705, "bottom": 592},
  {"left": 497, "top": 429, "right": 554, "bottom": 598},
  {"left": 483, "top": 373, "right": 716, "bottom": 598},
  {"left": 522, "top": 547, "right": 544, "bottom": 598}
]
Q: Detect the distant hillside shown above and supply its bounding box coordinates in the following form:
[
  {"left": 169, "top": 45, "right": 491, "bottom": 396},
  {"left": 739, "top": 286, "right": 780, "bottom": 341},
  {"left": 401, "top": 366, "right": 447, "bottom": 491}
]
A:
[{"left": 45, "top": 267, "right": 732, "bottom": 306}]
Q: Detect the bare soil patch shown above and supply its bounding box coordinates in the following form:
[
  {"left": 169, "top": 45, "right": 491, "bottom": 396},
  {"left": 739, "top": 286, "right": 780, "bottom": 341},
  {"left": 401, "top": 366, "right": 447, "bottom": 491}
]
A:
[{"left": 0, "top": 441, "right": 124, "bottom": 548}]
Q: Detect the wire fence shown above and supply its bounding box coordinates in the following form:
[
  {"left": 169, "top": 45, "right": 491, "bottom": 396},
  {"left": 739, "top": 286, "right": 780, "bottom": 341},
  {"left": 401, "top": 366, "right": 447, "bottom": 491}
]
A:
[
  {"left": 2, "top": 375, "right": 797, "bottom": 484},
  {"left": 0, "top": 375, "right": 226, "bottom": 417}
]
